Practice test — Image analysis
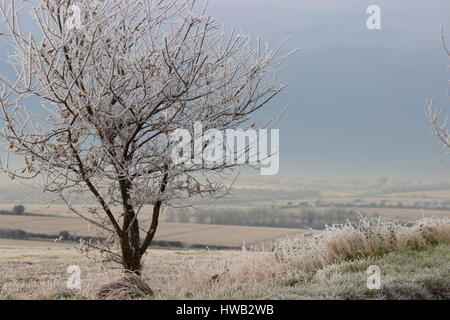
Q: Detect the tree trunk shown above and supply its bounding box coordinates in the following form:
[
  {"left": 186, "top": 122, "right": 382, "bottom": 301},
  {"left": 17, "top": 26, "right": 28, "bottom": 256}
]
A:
[
  {"left": 119, "top": 178, "right": 143, "bottom": 275},
  {"left": 119, "top": 224, "right": 143, "bottom": 274},
  {"left": 117, "top": 170, "right": 167, "bottom": 275},
  {"left": 121, "top": 244, "right": 142, "bottom": 275}
]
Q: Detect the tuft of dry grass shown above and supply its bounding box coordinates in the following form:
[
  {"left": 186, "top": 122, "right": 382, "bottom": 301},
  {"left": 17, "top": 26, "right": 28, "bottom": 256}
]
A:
[
  {"left": 273, "top": 217, "right": 450, "bottom": 273},
  {"left": 97, "top": 273, "right": 154, "bottom": 300}
]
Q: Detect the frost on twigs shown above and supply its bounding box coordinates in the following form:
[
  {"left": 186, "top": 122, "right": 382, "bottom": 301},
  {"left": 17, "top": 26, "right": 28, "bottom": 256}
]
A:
[
  {"left": 425, "top": 27, "right": 450, "bottom": 151},
  {"left": 0, "top": 0, "right": 293, "bottom": 272}
]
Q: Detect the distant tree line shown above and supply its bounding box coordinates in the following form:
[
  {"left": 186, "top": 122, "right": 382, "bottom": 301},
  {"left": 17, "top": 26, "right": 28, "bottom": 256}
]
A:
[
  {"left": 0, "top": 228, "right": 237, "bottom": 250},
  {"left": 0, "top": 205, "right": 26, "bottom": 216},
  {"left": 0, "top": 228, "right": 104, "bottom": 243},
  {"left": 164, "top": 208, "right": 361, "bottom": 230},
  {"left": 0, "top": 205, "right": 62, "bottom": 217},
  {"left": 280, "top": 199, "right": 450, "bottom": 211}
]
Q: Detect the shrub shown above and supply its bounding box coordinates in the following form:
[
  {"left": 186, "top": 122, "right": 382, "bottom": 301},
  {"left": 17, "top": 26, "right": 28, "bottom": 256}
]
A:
[
  {"left": 0, "top": 228, "right": 29, "bottom": 239},
  {"left": 59, "top": 231, "right": 71, "bottom": 240},
  {"left": 12, "top": 205, "right": 25, "bottom": 215}
]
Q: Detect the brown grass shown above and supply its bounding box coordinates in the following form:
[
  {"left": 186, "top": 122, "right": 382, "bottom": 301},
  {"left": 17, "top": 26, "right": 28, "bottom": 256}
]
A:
[
  {"left": 273, "top": 217, "right": 450, "bottom": 273},
  {"left": 97, "top": 273, "right": 153, "bottom": 300},
  {"left": 0, "top": 217, "right": 448, "bottom": 299}
]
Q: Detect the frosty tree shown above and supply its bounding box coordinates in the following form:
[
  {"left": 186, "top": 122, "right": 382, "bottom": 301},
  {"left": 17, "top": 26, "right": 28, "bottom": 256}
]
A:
[
  {"left": 0, "top": 0, "right": 291, "bottom": 274},
  {"left": 426, "top": 28, "right": 450, "bottom": 151}
]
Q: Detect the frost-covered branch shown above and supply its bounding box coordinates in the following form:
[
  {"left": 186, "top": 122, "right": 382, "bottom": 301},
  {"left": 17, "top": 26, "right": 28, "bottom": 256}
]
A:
[{"left": 0, "top": 0, "right": 292, "bottom": 273}]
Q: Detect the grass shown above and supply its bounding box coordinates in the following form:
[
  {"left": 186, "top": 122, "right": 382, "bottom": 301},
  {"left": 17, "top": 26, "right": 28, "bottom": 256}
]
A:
[
  {"left": 0, "top": 217, "right": 448, "bottom": 300},
  {"left": 272, "top": 216, "right": 450, "bottom": 272},
  {"left": 189, "top": 244, "right": 450, "bottom": 300}
]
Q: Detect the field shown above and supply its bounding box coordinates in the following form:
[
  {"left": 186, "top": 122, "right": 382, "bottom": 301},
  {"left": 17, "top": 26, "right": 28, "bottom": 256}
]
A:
[
  {"left": 237, "top": 188, "right": 450, "bottom": 224},
  {"left": 0, "top": 198, "right": 449, "bottom": 300},
  {"left": 0, "top": 204, "right": 306, "bottom": 248},
  {"left": 0, "top": 217, "right": 448, "bottom": 300},
  {"left": 1, "top": 194, "right": 450, "bottom": 248}
]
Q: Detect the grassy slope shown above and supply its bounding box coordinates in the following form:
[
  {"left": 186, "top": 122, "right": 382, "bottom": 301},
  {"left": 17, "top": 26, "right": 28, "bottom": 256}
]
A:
[
  {"left": 1, "top": 217, "right": 448, "bottom": 300},
  {"left": 0, "top": 244, "right": 448, "bottom": 300},
  {"left": 192, "top": 244, "right": 450, "bottom": 300}
]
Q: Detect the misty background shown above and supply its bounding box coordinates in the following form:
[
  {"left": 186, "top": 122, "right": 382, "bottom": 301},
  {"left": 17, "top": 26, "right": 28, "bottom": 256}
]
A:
[
  {"left": 0, "top": 0, "right": 450, "bottom": 201},
  {"left": 208, "top": 0, "right": 450, "bottom": 182}
]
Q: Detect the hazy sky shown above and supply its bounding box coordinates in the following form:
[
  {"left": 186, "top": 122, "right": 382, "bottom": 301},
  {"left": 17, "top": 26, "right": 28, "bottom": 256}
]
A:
[
  {"left": 0, "top": 1, "right": 449, "bottom": 184},
  {"left": 208, "top": 0, "right": 450, "bottom": 181}
]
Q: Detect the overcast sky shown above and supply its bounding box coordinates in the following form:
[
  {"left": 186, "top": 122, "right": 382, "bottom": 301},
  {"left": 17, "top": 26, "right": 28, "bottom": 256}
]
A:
[
  {"left": 207, "top": 0, "right": 450, "bottom": 181},
  {"left": 0, "top": 1, "right": 449, "bottom": 184}
]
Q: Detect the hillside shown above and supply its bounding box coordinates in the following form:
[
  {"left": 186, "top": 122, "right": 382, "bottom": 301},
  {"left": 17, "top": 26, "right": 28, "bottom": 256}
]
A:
[
  {"left": 196, "top": 244, "right": 450, "bottom": 300},
  {"left": 0, "top": 217, "right": 448, "bottom": 300}
]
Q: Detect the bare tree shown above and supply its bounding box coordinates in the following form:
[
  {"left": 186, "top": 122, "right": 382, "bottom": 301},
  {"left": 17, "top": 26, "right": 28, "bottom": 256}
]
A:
[
  {"left": 426, "top": 27, "right": 450, "bottom": 149},
  {"left": 0, "top": 0, "right": 292, "bottom": 274}
]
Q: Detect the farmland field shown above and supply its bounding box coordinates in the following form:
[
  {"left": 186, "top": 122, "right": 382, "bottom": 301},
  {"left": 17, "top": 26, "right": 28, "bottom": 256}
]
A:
[
  {"left": 0, "top": 208, "right": 306, "bottom": 248},
  {"left": 1, "top": 199, "right": 449, "bottom": 249}
]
